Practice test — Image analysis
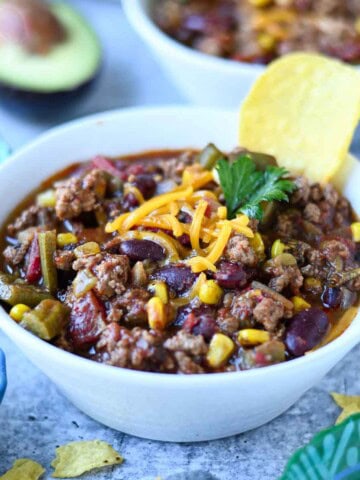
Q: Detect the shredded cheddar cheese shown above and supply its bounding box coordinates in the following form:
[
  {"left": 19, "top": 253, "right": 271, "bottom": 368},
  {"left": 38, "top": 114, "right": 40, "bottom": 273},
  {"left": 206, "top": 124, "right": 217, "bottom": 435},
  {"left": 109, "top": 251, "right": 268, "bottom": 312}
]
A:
[
  {"left": 190, "top": 190, "right": 218, "bottom": 203},
  {"left": 170, "top": 201, "right": 180, "bottom": 216},
  {"left": 105, "top": 212, "right": 131, "bottom": 233},
  {"left": 124, "top": 185, "right": 145, "bottom": 204},
  {"left": 105, "top": 164, "right": 255, "bottom": 273},
  {"left": 123, "top": 186, "right": 193, "bottom": 232},
  {"left": 190, "top": 200, "right": 208, "bottom": 252},
  {"left": 207, "top": 221, "right": 233, "bottom": 264},
  {"left": 187, "top": 256, "right": 217, "bottom": 273},
  {"left": 161, "top": 214, "right": 184, "bottom": 238}
]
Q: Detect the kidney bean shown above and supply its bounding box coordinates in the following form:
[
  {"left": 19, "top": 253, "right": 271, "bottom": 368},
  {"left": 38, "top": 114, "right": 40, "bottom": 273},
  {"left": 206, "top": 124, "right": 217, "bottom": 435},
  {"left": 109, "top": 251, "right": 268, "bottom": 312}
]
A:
[
  {"left": 119, "top": 239, "right": 165, "bottom": 262},
  {"left": 215, "top": 261, "right": 248, "bottom": 289},
  {"left": 177, "top": 233, "right": 191, "bottom": 247},
  {"left": 177, "top": 211, "right": 192, "bottom": 224},
  {"left": 69, "top": 291, "right": 106, "bottom": 347},
  {"left": 132, "top": 174, "right": 156, "bottom": 199},
  {"left": 174, "top": 304, "right": 193, "bottom": 326},
  {"left": 284, "top": 308, "right": 329, "bottom": 357},
  {"left": 152, "top": 265, "right": 196, "bottom": 294},
  {"left": 183, "top": 309, "right": 216, "bottom": 341},
  {"left": 321, "top": 286, "right": 342, "bottom": 309},
  {"left": 175, "top": 304, "right": 213, "bottom": 326},
  {"left": 122, "top": 193, "right": 139, "bottom": 211}
]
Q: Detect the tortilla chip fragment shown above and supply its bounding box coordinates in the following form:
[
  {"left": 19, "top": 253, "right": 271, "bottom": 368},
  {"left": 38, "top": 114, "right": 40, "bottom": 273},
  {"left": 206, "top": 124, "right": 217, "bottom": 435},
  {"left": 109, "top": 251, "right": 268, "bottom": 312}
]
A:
[
  {"left": 0, "top": 458, "right": 45, "bottom": 480},
  {"left": 331, "top": 392, "right": 360, "bottom": 424},
  {"left": 51, "top": 440, "right": 123, "bottom": 478},
  {"left": 239, "top": 53, "right": 360, "bottom": 184}
]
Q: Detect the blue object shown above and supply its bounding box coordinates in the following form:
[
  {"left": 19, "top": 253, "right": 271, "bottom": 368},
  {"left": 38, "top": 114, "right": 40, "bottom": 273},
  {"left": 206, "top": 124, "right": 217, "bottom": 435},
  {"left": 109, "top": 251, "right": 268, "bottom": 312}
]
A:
[
  {"left": 0, "top": 349, "right": 6, "bottom": 403},
  {"left": 0, "top": 136, "right": 11, "bottom": 164},
  {"left": 280, "top": 413, "right": 360, "bottom": 480}
]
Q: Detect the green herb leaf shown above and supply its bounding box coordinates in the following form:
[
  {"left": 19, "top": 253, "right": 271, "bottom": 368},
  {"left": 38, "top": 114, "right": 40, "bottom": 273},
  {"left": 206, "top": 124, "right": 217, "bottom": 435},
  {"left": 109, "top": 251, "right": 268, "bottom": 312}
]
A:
[{"left": 216, "top": 155, "right": 296, "bottom": 220}]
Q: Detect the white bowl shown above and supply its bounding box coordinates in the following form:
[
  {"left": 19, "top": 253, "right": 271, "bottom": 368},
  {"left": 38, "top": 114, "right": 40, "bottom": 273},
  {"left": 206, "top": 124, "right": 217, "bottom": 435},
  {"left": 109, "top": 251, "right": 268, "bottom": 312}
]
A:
[
  {"left": 122, "top": 0, "right": 264, "bottom": 108},
  {"left": 1, "top": 106, "right": 360, "bottom": 442}
]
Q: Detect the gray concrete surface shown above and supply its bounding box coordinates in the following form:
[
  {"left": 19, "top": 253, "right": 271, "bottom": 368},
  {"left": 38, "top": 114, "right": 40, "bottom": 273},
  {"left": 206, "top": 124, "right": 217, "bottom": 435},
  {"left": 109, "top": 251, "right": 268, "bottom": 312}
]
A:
[
  {"left": 1, "top": 333, "right": 359, "bottom": 479},
  {"left": 0, "top": 1, "right": 360, "bottom": 479}
]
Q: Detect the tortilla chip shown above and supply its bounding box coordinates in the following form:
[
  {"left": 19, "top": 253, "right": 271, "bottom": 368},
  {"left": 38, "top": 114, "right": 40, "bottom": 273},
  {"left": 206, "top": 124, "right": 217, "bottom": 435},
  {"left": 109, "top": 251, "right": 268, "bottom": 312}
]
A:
[
  {"left": 239, "top": 53, "right": 360, "bottom": 184},
  {"left": 51, "top": 440, "right": 123, "bottom": 478},
  {"left": 0, "top": 458, "right": 45, "bottom": 480},
  {"left": 331, "top": 392, "right": 360, "bottom": 424}
]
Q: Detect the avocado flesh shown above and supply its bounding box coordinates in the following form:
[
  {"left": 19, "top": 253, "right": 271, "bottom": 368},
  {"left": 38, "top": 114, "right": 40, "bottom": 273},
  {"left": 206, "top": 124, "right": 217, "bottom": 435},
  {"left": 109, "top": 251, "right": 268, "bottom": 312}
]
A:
[{"left": 0, "top": 2, "right": 101, "bottom": 93}]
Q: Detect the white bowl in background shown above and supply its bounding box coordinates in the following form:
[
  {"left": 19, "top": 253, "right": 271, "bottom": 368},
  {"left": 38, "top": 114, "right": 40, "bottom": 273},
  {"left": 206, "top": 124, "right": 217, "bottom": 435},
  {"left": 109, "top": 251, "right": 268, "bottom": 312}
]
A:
[
  {"left": 122, "top": 0, "right": 265, "bottom": 108},
  {"left": 0, "top": 107, "right": 360, "bottom": 442}
]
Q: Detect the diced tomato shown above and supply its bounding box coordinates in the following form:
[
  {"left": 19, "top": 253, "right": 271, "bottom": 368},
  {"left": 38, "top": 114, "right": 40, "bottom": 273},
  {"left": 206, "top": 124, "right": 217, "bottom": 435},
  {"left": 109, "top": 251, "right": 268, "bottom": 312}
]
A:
[
  {"left": 126, "top": 164, "right": 145, "bottom": 176},
  {"left": 26, "top": 235, "right": 41, "bottom": 283},
  {"left": 69, "top": 291, "right": 106, "bottom": 347},
  {"left": 92, "top": 155, "right": 123, "bottom": 179}
]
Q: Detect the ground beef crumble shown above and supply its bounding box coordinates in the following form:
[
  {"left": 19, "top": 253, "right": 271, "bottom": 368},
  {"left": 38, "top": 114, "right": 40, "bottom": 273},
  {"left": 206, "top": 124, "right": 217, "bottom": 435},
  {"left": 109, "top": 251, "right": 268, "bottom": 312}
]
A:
[
  {"left": 7, "top": 206, "right": 54, "bottom": 237},
  {"left": 73, "top": 252, "right": 130, "bottom": 298},
  {"left": 225, "top": 234, "right": 257, "bottom": 266},
  {"left": 264, "top": 260, "right": 304, "bottom": 295},
  {"left": 55, "top": 169, "right": 106, "bottom": 220},
  {"left": 107, "top": 288, "right": 150, "bottom": 324},
  {"left": 3, "top": 229, "right": 34, "bottom": 266},
  {"left": 102, "top": 327, "right": 175, "bottom": 372}
]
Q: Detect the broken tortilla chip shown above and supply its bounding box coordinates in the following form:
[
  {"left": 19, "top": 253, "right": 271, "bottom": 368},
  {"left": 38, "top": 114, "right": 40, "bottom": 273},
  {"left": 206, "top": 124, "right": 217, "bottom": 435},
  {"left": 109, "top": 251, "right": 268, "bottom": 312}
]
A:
[
  {"left": 239, "top": 53, "right": 360, "bottom": 185},
  {"left": 331, "top": 392, "right": 360, "bottom": 425},
  {"left": 0, "top": 458, "right": 45, "bottom": 480},
  {"left": 51, "top": 440, "right": 123, "bottom": 478}
]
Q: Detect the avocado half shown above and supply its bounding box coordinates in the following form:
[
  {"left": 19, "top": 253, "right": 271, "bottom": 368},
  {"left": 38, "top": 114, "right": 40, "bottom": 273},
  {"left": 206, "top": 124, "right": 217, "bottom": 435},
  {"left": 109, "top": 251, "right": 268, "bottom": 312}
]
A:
[{"left": 0, "top": 1, "right": 102, "bottom": 116}]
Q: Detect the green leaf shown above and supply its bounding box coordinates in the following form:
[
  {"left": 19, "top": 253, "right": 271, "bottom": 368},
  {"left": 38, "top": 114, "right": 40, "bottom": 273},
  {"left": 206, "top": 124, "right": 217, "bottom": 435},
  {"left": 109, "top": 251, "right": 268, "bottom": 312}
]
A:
[{"left": 216, "top": 155, "right": 296, "bottom": 220}]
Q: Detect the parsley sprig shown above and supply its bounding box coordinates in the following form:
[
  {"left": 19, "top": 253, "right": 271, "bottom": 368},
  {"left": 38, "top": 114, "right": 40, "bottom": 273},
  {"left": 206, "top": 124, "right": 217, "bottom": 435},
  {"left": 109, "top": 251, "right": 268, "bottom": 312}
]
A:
[{"left": 216, "top": 155, "right": 296, "bottom": 220}]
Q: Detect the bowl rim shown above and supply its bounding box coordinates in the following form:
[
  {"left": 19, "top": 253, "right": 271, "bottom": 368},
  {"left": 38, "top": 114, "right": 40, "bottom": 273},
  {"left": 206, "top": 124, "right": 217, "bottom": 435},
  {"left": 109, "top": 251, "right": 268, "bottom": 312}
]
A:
[
  {"left": 122, "top": 0, "right": 266, "bottom": 75},
  {"left": 0, "top": 104, "right": 359, "bottom": 386}
]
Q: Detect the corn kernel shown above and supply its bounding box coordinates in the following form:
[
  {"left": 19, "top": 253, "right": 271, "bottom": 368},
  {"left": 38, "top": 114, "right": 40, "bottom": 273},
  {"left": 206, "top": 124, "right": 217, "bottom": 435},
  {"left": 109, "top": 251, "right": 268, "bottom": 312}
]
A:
[
  {"left": 57, "top": 233, "right": 78, "bottom": 248},
  {"left": 351, "top": 222, "right": 360, "bottom": 242},
  {"left": 189, "top": 272, "right": 207, "bottom": 300},
  {"left": 251, "top": 233, "right": 265, "bottom": 260},
  {"left": 257, "top": 32, "right": 276, "bottom": 51},
  {"left": 9, "top": 304, "right": 31, "bottom": 322},
  {"left": 199, "top": 280, "right": 223, "bottom": 305},
  {"left": 147, "top": 297, "right": 167, "bottom": 330},
  {"left": 149, "top": 281, "right": 168, "bottom": 304},
  {"left": 237, "top": 329, "right": 270, "bottom": 346},
  {"left": 271, "top": 239, "right": 285, "bottom": 258},
  {"left": 36, "top": 189, "right": 56, "bottom": 208},
  {"left": 249, "top": 0, "right": 272, "bottom": 6},
  {"left": 207, "top": 333, "right": 234, "bottom": 368},
  {"left": 217, "top": 206, "right": 227, "bottom": 219},
  {"left": 291, "top": 296, "right": 311, "bottom": 313},
  {"left": 74, "top": 242, "right": 101, "bottom": 258}
]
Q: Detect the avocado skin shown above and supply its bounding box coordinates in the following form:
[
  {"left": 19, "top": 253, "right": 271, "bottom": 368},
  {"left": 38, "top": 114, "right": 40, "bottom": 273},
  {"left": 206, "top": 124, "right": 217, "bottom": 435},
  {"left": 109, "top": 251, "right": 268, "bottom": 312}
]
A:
[{"left": 0, "top": 72, "right": 100, "bottom": 119}]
